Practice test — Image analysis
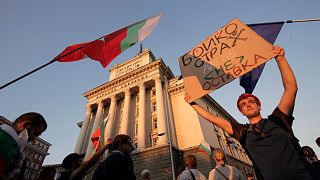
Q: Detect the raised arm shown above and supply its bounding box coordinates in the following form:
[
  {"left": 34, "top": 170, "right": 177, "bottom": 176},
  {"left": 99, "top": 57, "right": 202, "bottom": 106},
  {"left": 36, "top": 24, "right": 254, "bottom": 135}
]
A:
[
  {"left": 185, "top": 94, "right": 234, "bottom": 135},
  {"left": 273, "top": 46, "right": 298, "bottom": 116},
  {"left": 70, "top": 139, "right": 112, "bottom": 180}
]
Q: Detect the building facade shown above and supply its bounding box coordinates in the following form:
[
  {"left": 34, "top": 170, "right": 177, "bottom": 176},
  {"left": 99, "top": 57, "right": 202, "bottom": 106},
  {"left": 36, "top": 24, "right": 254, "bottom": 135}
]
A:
[
  {"left": 0, "top": 116, "right": 51, "bottom": 180},
  {"left": 74, "top": 49, "right": 255, "bottom": 179}
]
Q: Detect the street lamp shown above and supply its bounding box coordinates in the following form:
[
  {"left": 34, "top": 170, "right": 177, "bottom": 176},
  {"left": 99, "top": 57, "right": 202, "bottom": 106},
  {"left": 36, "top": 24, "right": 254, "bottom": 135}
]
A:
[{"left": 158, "top": 132, "right": 175, "bottom": 180}]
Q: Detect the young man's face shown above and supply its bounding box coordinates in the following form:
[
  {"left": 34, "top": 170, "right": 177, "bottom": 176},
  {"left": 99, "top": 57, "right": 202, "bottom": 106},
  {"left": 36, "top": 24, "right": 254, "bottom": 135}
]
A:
[
  {"left": 238, "top": 97, "right": 261, "bottom": 118},
  {"left": 120, "top": 139, "right": 135, "bottom": 157}
]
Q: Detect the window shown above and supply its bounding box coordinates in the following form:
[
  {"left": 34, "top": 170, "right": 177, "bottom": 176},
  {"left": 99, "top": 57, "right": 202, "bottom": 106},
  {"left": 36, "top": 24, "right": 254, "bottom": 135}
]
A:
[
  {"left": 152, "top": 137, "right": 158, "bottom": 146},
  {"left": 152, "top": 89, "right": 156, "bottom": 96},
  {"left": 227, "top": 144, "right": 234, "bottom": 156},
  {"left": 152, "top": 102, "right": 156, "bottom": 111},
  {"left": 206, "top": 105, "right": 210, "bottom": 111},
  {"left": 127, "top": 65, "right": 133, "bottom": 72},
  {"left": 117, "top": 68, "right": 124, "bottom": 77},
  {"left": 38, "top": 155, "right": 43, "bottom": 161},
  {"left": 134, "top": 123, "right": 138, "bottom": 137},
  {"left": 136, "top": 107, "right": 139, "bottom": 117},
  {"left": 136, "top": 62, "right": 141, "bottom": 68},
  {"left": 213, "top": 125, "right": 219, "bottom": 132},
  {"left": 34, "top": 154, "right": 38, "bottom": 159},
  {"left": 31, "top": 162, "right": 34, "bottom": 168},
  {"left": 152, "top": 117, "right": 158, "bottom": 129},
  {"left": 217, "top": 136, "right": 223, "bottom": 149}
]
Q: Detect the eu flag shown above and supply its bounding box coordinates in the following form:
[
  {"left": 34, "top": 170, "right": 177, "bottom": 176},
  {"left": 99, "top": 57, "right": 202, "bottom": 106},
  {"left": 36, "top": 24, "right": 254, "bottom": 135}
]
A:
[{"left": 240, "top": 22, "right": 284, "bottom": 93}]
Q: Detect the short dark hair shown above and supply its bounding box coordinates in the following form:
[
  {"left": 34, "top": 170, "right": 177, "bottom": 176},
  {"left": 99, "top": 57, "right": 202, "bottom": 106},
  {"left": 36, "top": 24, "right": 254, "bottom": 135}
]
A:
[
  {"left": 316, "top": 137, "right": 320, "bottom": 145},
  {"left": 111, "top": 134, "right": 132, "bottom": 151},
  {"left": 14, "top": 112, "right": 47, "bottom": 130},
  {"left": 302, "top": 146, "right": 315, "bottom": 158},
  {"left": 185, "top": 155, "right": 197, "bottom": 169},
  {"left": 62, "top": 153, "right": 85, "bottom": 170}
]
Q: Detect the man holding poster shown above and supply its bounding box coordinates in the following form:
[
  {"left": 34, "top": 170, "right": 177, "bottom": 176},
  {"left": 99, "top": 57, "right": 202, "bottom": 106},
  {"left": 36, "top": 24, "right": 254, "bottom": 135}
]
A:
[
  {"left": 179, "top": 18, "right": 278, "bottom": 103},
  {"left": 185, "top": 46, "right": 317, "bottom": 179}
]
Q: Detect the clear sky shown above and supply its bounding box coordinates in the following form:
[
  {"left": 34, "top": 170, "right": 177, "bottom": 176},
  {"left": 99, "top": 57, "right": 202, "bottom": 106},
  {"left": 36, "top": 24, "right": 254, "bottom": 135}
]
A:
[{"left": 1, "top": 0, "right": 319, "bottom": 165}]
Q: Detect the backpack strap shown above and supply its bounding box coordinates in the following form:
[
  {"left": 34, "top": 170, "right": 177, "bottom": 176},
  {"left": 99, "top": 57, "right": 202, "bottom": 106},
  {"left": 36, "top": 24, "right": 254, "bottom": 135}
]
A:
[
  {"left": 188, "top": 170, "right": 196, "bottom": 180},
  {"left": 215, "top": 167, "right": 229, "bottom": 180}
]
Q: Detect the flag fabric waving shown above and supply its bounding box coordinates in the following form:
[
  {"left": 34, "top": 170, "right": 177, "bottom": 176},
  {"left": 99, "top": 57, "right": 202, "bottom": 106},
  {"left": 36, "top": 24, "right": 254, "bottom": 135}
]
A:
[
  {"left": 197, "top": 140, "right": 211, "bottom": 156},
  {"left": 91, "top": 128, "right": 101, "bottom": 152},
  {"left": 54, "top": 14, "right": 162, "bottom": 68},
  {"left": 240, "top": 22, "right": 284, "bottom": 93},
  {"left": 90, "top": 116, "right": 109, "bottom": 156}
]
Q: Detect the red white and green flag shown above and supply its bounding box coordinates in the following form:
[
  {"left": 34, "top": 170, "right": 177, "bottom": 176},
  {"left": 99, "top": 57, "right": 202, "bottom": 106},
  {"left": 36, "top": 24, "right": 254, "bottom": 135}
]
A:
[
  {"left": 90, "top": 115, "right": 109, "bottom": 156},
  {"left": 198, "top": 140, "right": 211, "bottom": 156},
  {"left": 54, "top": 14, "right": 162, "bottom": 68}
]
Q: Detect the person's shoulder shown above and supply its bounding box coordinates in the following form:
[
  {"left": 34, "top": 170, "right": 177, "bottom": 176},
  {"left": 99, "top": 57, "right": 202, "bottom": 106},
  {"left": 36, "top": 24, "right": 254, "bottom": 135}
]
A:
[
  {"left": 230, "top": 165, "right": 240, "bottom": 171},
  {"left": 180, "top": 169, "right": 189, "bottom": 177},
  {"left": 57, "top": 171, "right": 71, "bottom": 180},
  {"left": 268, "top": 106, "right": 295, "bottom": 133},
  {"left": 209, "top": 168, "right": 216, "bottom": 173},
  {"left": 229, "top": 122, "right": 246, "bottom": 142}
]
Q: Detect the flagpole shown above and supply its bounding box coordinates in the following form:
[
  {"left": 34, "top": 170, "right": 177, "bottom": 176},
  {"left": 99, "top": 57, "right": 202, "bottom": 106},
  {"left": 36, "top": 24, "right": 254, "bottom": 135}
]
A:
[
  {"left": 286, "top": 18, "right": 320, "bottom": 23},
  {"left": 247, "top": 17, "right": 320, "bottom": 26},
  {"left": 0, "top": 36, "right": 105, "bottom": 91}
]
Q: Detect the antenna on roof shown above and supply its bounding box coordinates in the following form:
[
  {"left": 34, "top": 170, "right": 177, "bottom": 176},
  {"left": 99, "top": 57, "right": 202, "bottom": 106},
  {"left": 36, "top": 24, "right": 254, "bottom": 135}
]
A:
[{"left": 140, "top": 43, "right": 143, "bottom": 53}]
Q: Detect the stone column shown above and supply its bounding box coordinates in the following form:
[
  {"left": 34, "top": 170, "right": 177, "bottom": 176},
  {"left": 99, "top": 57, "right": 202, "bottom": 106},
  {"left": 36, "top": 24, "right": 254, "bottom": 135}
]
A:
[
  {"left": 85, "top": 102, "right": 104, "bottom": 158},
  {"left": 137, "top": 83, "right": 146, "bottom": 149},
  {"left": 74, "top": 106, "right": 91, "bottom": 153},
  {"left": 155, "top": 77, "right": 168, "bottom": 144},
  {"left": 120, "top": 89, "right": 131, "bottom": 135},
  {"left": 104, "top": 96, "right": 117, "bottom": 140}
]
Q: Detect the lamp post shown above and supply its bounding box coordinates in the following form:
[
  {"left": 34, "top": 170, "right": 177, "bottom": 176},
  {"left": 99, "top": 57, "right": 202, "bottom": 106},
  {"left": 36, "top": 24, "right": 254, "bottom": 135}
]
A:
[{"left": 158, "top": 132, "right": 175, "bottom": 180}]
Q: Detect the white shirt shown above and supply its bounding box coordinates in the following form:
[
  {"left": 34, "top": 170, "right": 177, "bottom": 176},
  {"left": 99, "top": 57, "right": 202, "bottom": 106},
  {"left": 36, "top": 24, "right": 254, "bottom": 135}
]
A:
[
  {"left": 178, "top": 169, "right": 207, "bottom": 180},
  {"left": 208, "top": 165, "right": 246, "bottom": 180}
]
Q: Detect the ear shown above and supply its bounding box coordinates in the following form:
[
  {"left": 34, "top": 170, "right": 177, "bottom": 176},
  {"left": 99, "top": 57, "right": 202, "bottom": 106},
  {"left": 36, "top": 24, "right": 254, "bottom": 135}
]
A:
[
  {"left": 240, "top": 109, "right": 245, "bottom": 116},
  {"left": 21, "top": 121, "right": 32, "bottom": 130}
]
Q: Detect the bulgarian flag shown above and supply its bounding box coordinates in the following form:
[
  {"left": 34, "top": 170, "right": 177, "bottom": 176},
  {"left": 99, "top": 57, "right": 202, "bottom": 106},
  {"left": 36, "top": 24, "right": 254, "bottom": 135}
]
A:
[
  {"left": 91, "top": 128, "right": 101, "bottom": 152},
  {"left": 54, "top": 14, "right": 162, "bottom": 68},
  {"left": 89, "top": 115, "right": 109, "bottom": 157},
  {"left": 197, "top": 140, "right": 211, "bottom": 156}
]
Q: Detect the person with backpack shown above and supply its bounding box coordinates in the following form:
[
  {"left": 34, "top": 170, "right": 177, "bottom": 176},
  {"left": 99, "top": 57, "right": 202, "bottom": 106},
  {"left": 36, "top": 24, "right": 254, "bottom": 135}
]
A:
[
  {"left": 178, "top": 155, "right": 206, "bottom": 180},
  {"left": 208, "top": 148, "right": 246, "bottom": 180},
  {"left": 185, "top": 45, "right": 318, "bottom": 179}
]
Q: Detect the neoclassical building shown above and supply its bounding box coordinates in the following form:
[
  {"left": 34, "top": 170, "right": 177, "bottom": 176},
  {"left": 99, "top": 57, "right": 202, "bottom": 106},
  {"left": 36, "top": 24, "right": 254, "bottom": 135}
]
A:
[{"left": 74, "top": 49, "right": 254, "bottom": 179}]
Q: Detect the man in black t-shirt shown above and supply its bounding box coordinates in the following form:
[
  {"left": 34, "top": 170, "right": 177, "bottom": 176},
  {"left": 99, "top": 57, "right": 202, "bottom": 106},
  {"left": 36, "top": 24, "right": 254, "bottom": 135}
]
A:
[
  {"left": 186, "top": 46, "right": 318, "bottom": 179},
  {"left": 92, "top": 134, "right": 136, "bottom": 180}
]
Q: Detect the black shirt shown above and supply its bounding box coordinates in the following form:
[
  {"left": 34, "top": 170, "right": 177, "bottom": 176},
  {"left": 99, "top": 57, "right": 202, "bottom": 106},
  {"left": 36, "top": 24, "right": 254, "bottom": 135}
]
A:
[
  {"left": 231, "top": 107, "right": 314, "bottom": 180},
  {"left": 92, "top": 151, "right": 136, "bottom": 180}
]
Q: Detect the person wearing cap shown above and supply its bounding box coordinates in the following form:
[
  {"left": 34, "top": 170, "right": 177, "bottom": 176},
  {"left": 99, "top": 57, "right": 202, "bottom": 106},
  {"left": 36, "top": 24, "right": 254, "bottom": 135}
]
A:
[
  {"left": 93, "top": 134, "right": 136, "bottom": 180},
  {"left": 58, "top": 138, "right": 112, "bottom": 180},
  {"left": 141, "top": 169, "right": 151, "bottom": 180},
  {"left": 185, "top": 46, "right": 317, "bottom": 179}
]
